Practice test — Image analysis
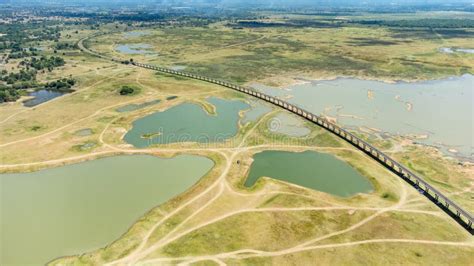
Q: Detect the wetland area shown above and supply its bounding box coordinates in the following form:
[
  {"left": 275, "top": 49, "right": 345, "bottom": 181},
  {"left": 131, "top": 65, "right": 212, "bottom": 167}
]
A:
[
  {"left": 256, "top": 74, "right": 474, "bottom": 161},
  {"left": 1, "top": 6, "right": 473, "bottom": 265}
]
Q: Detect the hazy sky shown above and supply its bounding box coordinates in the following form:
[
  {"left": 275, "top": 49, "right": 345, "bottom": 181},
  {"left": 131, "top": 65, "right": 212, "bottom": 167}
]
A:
[{"left": 2, "top": 0, "right": 472, "bottom": 8}]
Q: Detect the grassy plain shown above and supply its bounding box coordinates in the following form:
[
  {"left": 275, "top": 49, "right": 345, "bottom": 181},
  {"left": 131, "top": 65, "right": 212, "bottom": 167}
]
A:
[
  {"left": 0, "top": 12, "right": 473, "bottom": 265},
  {"left": 90, "top": 15, "right": 473, "bottom": 85}
]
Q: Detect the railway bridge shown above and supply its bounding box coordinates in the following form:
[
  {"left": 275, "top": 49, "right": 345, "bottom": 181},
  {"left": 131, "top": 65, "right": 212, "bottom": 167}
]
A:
[{"left": 78, "top": 36, "right": 473, "bottom": 233}]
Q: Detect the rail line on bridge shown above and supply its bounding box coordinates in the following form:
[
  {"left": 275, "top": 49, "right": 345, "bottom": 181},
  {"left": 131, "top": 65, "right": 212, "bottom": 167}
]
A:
[{"left": 78, "top": 36, "right": 473, "bottom": 233}]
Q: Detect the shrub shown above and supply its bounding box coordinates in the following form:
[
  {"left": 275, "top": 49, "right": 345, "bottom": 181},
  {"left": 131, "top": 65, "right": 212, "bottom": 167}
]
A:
[{"left": 119, "top": 86, "right": 135, "bottom": 95}]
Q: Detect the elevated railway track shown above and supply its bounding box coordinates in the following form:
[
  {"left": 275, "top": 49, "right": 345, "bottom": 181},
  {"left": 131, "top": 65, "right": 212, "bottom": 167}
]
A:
[{"left": 78, "top": 35, "right": 473, "bottom": 233}]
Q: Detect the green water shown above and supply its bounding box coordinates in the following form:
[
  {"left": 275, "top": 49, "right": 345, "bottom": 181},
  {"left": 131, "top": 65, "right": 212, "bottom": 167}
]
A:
[
  {"left": 0, "top": 155, "right": 214, "bottom": 265},
  {"left": 124, "top": 97, "right": 250, "bottom": 148},
  {"left": 245, "top": 151, "right": 373, "bottom": 197}
]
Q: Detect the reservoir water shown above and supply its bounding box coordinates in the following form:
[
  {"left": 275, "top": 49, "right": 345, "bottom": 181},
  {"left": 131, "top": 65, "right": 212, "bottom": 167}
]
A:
[
  {"left": 124, "top": 97, "right": 249, "bottom": 148},
  {"left": 0, "top": 154, "right": 214, "bottom": 265},
  {"left": 23, "top": 89, "right": 68, "bottom": 107},
  {"left": 269, "top": 113, "right": 310, "bottom": 137},
  {"left": 242, "top": 100, "right": 272, "bottom": 124},
  {"left": 256, "top": 74, "right": 474, "bottom": 160},
  {"left": 245, "top": 150, "right": 373, "bottom": 197}
]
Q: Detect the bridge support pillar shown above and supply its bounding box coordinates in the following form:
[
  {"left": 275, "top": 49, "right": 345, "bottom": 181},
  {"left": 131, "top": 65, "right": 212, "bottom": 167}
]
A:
[{"left": 404, "top": 173, "right": 409, "bottom": 181}]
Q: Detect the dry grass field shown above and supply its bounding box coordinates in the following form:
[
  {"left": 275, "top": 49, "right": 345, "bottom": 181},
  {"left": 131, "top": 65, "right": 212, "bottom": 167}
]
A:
[
  {"left": 89, "top": 18, "right": 474, "bottom": 85},
  {"left": 1, "top": 12, "right": 473, "bottom": 265}
]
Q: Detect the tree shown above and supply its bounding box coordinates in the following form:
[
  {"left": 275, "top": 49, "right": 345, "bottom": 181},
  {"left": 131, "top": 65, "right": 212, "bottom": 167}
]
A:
[{"left": 119, "top": 86, "right": 135, "bottom": 95}]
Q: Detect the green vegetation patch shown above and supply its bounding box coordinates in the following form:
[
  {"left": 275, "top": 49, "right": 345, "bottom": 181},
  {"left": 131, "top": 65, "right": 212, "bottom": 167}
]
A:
[
  {"left": 119, "top": 85, "right": 140, "bottom": 96},
  {"left": 71, "top": 141, "right": 98, "bottom": 152},
  {"left": 161, "top": 210, "right": 373, "bottom": 257}
]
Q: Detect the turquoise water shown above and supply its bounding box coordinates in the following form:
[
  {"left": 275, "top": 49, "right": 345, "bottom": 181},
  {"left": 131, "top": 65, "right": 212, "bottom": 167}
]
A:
[
  {"left": 245, "top": 150, "right": 373, "bottom": 197},
  {"left": 0, "top": 155, "right": 214, "bottom": 265},
  {"left": 124, "top": 97, "right": 250, "bottom": 148}
]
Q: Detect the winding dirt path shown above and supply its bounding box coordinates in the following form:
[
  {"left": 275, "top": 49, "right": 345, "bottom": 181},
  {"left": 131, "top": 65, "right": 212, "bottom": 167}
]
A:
[
  {"left": 3, "top": 32, "right": 472, "bottom": 265},
  {"left": 140, "top": 238, "right": 474, "bottom": 264}
]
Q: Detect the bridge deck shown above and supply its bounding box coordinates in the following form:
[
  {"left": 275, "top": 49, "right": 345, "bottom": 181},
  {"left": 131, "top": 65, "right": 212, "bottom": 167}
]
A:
[{"left": 78, "top": 37, "right": 473, "bottom": 233}]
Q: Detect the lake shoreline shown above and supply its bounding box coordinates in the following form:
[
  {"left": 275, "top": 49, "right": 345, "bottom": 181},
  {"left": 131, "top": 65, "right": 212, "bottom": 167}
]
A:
[
  {"left": 252, "top": 71, "right": 473, "bottom": 88},
  {"left": 1, "top": 154, "right": 215, "bottom": 265},
  {"left": 253, "top": 74, "right": 473, "bottom": 162}
]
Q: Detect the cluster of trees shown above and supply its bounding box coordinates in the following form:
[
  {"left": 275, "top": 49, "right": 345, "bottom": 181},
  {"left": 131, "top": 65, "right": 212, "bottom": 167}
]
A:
[
  {"left": 7, "top": 50, "right": 38, "bottom": 59},
  {"left": 0, "top": 22, "right": 62, "bottom": 54},
  {"left": 38, "top": 7, "right": 254, "bottom": 28},
  {"left": 7, "top": 46, "right": 38, "bottom": 60},
  {"left": 44, "top": 78, "right": 75, "bottom": 91},
  {"left": 0, "top": 56, "right": 71, "bottom": 103},
  {"left": 6, "top": 47, "right": 40, "bottom": 60},
  {"left": 1, "top": 56, "right": 65, "bottom": 89},
  {"left": 1, "top": 69, "right": 36, "bottom": 85},
  {"left": 0, "top": 18, "right": 73, "bottom": 104},
  {"left": 55, "top": 42, "right": 75, "bottom": 50},
  {"left": 232, "top": 18, "right": 474, "bottom": 30},
  {"left": 0, "top": 85, "right": 21, "bottom": 103},
  {"left": 0, "top": 76, "right": 76, "bottom": 103},
  {"left": 0, "top": 69, "right": 37, "bottom": 102},
  {"left": 351, "top": 19, "right": 474, "bottom": 28},
  {"left": 119, "top": 85, "right": 135, "bottom": 95},
  {"left": 0, "top": 72, "right": 31, "bottom": 102},
  {"left": 19, "top": 56, "right": 65, "bottom": 71}
]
